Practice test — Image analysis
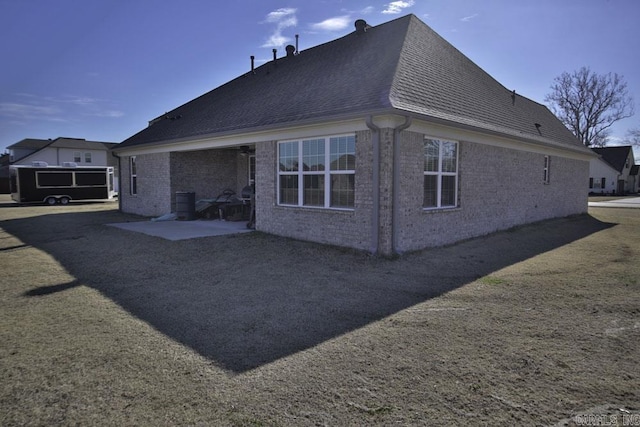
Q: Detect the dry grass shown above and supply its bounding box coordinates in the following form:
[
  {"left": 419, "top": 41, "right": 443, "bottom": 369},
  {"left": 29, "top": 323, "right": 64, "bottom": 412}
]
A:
[{"left": 0, "top": 195, "right": 638, "bottom": 426}]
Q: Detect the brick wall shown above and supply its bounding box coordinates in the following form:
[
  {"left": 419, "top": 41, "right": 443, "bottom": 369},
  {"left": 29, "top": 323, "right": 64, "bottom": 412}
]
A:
[
  {"left": 169, "top": 149, "right": 239, "bottom": 210},
  {"left": 119, "top": 126, "right": 589, "bottom": 255},
  {"left": 255, "top": 131, "right": 374, "bottom": 251},
  {"left": 120, "top": 152, "right": 171, "bottom": 217},
  {"left": 395, "top": 131, "right": 590, "bottom": 252},
  {"left": 120, "top": 149, "right": 245, "bottom": 217}
]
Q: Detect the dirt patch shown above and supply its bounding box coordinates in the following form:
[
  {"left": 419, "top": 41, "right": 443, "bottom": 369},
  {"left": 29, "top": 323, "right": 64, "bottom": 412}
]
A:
[{"left": 0, "top": 196, "right": 638, "bottom": 425}]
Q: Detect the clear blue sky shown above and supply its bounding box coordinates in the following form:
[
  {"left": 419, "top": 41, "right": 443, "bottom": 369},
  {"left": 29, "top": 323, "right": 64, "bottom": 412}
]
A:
[{"left": 1, "top": 0, "right": 639, "bottom": 154}]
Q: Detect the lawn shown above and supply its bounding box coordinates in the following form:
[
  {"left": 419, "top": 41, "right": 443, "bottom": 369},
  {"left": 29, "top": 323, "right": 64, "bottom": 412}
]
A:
[{"left": 0, "top": 196, "right": 638, "bottom": 426}]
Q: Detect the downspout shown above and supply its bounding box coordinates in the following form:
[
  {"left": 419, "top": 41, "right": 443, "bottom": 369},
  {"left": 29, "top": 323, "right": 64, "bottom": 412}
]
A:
[
  {"left": 366, "top": 116, "right": 380, "bottom": 254},
  {"left": 392, "top": 115, "right": 412, "bottom": 254}
]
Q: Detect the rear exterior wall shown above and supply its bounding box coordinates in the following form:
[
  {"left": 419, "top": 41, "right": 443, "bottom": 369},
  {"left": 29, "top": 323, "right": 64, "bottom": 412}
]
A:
[
  {"left": 395, "top": 131, "right": 590, "bottom": 252},
  {"left": 255, "top": 130, "right": 374, "bottom": 251},
  {"left": 120, "top": 149, "right": 242, "bottom": 217},
  {"left": 120, "top": 152, "right": 171, "bottom": 217},
  {"left": 169, "top": 149, "right": 238, "bottom": 211}
]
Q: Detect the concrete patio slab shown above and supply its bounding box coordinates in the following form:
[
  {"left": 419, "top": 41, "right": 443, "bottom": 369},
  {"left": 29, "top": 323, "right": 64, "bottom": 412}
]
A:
[{"left": 108, "top": 219, "right": 253, "bottom": 241}]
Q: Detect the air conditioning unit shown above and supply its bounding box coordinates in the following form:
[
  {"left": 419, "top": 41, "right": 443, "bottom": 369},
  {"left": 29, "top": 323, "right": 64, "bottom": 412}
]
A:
[
  {"left": 31, "top": 161, "right": 49, "bottom": 167},
  {"left": 62, "top": 162, "right": 78, "bottom": 167}
]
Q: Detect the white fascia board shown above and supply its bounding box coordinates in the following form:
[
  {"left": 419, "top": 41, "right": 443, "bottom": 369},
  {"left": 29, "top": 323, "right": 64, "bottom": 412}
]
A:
[
  {"left": 114, "top": 118, "right": 370, "bottom": 156},
  {"left": 409, "top": 119, "right": 595, "bottom": 161}
]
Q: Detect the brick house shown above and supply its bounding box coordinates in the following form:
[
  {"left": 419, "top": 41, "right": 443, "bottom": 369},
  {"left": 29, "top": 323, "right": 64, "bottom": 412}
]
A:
[{"left": 113, "top": 14, "right": 593, "bottom": 255}]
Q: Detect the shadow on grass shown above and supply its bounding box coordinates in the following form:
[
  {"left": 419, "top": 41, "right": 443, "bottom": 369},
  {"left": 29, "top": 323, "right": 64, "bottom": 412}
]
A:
[
  {"left": 1, "top": 208, "right": 616, "bottom": 373},
  {"left": 24, "top": 280, "right": 81, "bottom": 296}
]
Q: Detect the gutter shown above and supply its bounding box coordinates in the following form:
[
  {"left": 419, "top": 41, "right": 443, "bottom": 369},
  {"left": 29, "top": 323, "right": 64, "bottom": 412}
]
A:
[
  {"left": 366, "top": 116, "right": 381, "bottom": 254},
  {"left": 391, "top": 115, "right": 412, "bottom": 254}
]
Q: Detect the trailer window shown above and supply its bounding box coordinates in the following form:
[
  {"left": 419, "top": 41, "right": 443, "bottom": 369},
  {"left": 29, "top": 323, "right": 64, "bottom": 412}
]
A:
[
  {"left": 37, "top": 172, "right": 73, "bottom": 187},
  {"left": 76, "top": 172, "right": 106, "bottom": 186}
]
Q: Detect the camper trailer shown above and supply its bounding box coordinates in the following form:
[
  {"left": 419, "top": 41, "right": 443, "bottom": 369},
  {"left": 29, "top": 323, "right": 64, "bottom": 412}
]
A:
[{"left": 10, "top": 162, "right": 116, "bottom": 205}]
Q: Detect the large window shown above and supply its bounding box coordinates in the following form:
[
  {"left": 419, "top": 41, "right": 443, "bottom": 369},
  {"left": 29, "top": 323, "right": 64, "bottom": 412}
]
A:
[
  {"left": 423, "top": 138, "right": 458, "bottom": 209},
  {"left": 130, "top": 156, "right": 137, "bottom": 195},
  {"left": 278, "top": 135, "right": 355, "bottom": 209}
]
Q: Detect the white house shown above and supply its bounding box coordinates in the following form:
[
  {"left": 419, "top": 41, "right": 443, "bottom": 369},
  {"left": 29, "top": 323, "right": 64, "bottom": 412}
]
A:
[
  {"left": 590, "top": 146, "right": 637, "bottom": 195},
  {"left": 8, "top": 137, "right": 118, "bottom": 167}
]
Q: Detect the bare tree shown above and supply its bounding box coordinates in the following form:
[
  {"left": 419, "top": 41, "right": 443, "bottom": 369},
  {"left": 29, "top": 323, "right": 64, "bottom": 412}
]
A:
[
  {"left": 626, "top": 127, "right": 640, "bottom": 147},
  {"left": 545, "top": 67, "right": 634, "bottom": 147}
]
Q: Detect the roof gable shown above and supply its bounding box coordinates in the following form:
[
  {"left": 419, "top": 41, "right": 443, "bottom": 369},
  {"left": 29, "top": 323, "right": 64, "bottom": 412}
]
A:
[
  {"left": 389, "top": 16, "right": 583, "bottom": 149},
  {"left": 592, "top": 146, "right": 633, "bottom": 172},
  {"left": 118, "top": 14, "right": 585, "bottom": 154},
  {"left": 7, "top": 138, "right": 50, "bottom": 150}
]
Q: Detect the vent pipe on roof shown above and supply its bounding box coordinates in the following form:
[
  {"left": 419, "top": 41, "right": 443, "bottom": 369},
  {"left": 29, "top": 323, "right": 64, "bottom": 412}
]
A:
[
  {"left": 272, "top": 49, "right": 277, "bottom": 62},
  {"left": 285, "top": 45, "right": 295, "bottom": 58},
  {"left": 511, "top": 89, "right": 516, "bottom": 105},
  {"left": 295, "top": 34, "right": 299, "bottom": 54},
  {"left": 355, "top": 19, "right": 369, "bottom": 33},
  {"left": 250, "top": 56, "right": 255, "bottom": 73}
]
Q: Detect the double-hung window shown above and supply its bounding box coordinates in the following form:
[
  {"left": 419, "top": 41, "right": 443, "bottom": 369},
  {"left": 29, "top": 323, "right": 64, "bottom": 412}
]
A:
[
  {"left": 278, "top": 135, "right": 355, "bottom": 209},
  {"left": 423, "top": 138, "right": 458, "bottom": 209}
]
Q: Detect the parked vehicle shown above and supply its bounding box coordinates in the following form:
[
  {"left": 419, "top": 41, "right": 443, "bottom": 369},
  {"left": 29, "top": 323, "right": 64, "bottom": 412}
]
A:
[{"left": 10, "top": 162, "right": 116, "bottom": 205}]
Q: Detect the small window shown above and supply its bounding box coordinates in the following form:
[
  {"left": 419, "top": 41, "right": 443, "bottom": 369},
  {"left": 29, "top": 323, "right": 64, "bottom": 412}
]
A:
[
  {"left": 423, "top": 138, "right": 458, "bottom": 209},
  {"left": 130, "top": 156, "right": 137, "bottom": 195},
  {"left": 84, "top": 152, "right": 92, "bottom": 163},
  {"left": 74, "top": 152, "right": 81, "bottom": 162},
  {"left": 543, "top": 155, "right": 550, "bottom": 184},
  {"left": 601, "top": 177, "right": 606, "bottom": 189},
  {"left": 589, "top": 178, "right": 594, "bottom": 189}
]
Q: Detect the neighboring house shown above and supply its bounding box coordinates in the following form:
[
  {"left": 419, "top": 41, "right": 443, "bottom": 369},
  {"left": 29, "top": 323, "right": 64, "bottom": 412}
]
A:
[
  {"left": 590, "top": 146, "right": 637, "bottom": 195},
  {"left": 6, "top": 137, "right": 120, "bottom": 191},
  {"left": 113, "top": 14, "right": 593, "bottom": 255}
]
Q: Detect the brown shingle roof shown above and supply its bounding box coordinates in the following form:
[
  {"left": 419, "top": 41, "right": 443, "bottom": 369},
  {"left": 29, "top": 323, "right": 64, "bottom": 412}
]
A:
[{"left": 117, "top": 14, "right": 587, "bottom": 155}]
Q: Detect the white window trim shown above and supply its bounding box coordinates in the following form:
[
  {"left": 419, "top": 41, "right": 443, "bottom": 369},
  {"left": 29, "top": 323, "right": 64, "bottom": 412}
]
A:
[
  {"left": 130, "top": 156, "right": 137, "bottom": 195},
  {"left": 277, "top": 134, "right": 355, "bottom": 210},
  {"left": 543, "top": 155, "right": 551, "bottom": 184},
  {"left": 423, "top": 138, "right": 459, "bottom": 210}
]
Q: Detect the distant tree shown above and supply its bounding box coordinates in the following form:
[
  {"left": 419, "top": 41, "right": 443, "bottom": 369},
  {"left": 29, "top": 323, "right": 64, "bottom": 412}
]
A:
[
  {"left": 626, "top": 127, "right": 640, "bottom": 147},
  {"left": 545, "top": 67, "right": 634, "bottom": 147}
]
